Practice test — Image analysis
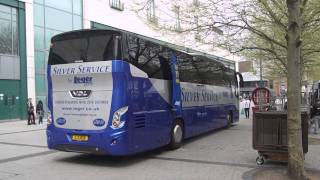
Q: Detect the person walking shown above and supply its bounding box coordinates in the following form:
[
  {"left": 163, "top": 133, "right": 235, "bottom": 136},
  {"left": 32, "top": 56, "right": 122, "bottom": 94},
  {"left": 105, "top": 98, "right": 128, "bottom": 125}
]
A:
[
  {"left": 244, "top": 97, "right": 251, "bottom": 119},
  {"left": 27, "top": 98, "right": 35, "bottom": 125},
  {"left": 36, "top": 100, "right": 44, "bottom": 124}
]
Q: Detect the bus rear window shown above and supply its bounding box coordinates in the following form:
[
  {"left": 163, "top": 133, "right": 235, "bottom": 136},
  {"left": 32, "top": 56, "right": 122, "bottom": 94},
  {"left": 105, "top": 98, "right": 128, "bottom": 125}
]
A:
[{"left": 49, "top": 31, "right": 121, "bottom": 65}]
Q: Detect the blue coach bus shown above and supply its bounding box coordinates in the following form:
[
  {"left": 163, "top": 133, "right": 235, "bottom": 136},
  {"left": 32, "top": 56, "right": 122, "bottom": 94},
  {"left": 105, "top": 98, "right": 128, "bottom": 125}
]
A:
[{"left": 46, "top": 29, "right": 243, "bottom": 155}]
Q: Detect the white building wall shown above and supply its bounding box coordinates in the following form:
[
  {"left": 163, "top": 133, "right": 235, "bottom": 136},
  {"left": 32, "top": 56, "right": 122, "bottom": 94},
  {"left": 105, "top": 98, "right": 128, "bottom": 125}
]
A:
[
  {"left": 83, "top": 0, "right": 240, "bottom": 71},
  {"left": 83, "top": 0, "right": 157, "bottom": 36}
]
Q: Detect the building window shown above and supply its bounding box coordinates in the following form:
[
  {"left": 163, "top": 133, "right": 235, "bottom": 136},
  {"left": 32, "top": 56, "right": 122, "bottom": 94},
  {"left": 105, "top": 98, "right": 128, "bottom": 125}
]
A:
[
  {"left": 173, "top": 5, "right": 181, "bottom": 32},
  {"left": 0, "top": 4, "right": 18, "bottom": 55},
  {"left": 0, "top": 4, "right": 20, "bottom": 80},
  {"left": 109, "top": 0, "right": 124, "bottom": 11},
  {"left": 146, "top": 0, "right": 157, "bottom": 23},
  {"left": 194, "top": 15, "right": 201, "bottom": 41},
  {"left": 193, "top": 0, "right": 200, "bottom": 7}
]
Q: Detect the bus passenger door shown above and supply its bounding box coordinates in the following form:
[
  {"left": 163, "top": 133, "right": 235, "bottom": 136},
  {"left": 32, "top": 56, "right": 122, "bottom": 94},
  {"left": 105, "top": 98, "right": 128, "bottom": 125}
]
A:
[{"left": 169, "top": 54, "right": 182, "bottom": 117}]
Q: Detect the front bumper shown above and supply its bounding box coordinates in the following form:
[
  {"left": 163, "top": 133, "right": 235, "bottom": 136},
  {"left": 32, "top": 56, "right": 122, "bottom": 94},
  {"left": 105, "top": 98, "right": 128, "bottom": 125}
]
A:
[{"left": 46, "top": 125, "right": 130, "bottom": 156}]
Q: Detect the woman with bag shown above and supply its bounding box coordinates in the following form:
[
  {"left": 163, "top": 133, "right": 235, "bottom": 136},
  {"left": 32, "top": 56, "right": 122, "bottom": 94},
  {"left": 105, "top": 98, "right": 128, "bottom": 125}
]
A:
[{"left": 27, "top": 98, "right": 35, "bottom": 125}]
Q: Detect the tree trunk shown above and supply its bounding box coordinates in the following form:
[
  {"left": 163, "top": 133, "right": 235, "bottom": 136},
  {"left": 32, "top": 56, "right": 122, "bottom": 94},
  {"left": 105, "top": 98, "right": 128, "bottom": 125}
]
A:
[{"left": 286, "top": 0, "right": 307, "bottom": 179}]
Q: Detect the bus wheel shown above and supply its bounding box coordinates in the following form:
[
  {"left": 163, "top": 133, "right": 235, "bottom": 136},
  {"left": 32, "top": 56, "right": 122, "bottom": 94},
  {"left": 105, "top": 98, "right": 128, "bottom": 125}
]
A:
[
  {"left": 168, "top": 120, "right": 184, "bottom": 150},
  {"left": 227, "top": 112, "right": 232, "bottom": 128}
]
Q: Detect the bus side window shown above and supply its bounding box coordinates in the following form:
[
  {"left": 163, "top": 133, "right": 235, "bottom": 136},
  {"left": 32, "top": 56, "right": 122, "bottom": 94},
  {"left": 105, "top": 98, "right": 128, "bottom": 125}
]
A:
[
  {"left": 126, "top": 34, "right": 144, "bottom": 67},
  {"left": 196, "top": 57, "right": 225, "bottom": 86},
  {"left": 122, "top": 34, "right": 129, "bottom": 61},
  {"left": 176, "top": 52, "right": 201, "bottom": 84},
  {"left": 126, "top": 34, "right": 165, "bottom": 79}
]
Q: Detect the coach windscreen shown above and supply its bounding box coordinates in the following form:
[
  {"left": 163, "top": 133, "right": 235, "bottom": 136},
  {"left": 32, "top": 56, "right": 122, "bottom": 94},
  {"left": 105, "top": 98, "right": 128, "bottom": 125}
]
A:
[{"left": 48, "top": 30, "right": 122, "bottom": 65}]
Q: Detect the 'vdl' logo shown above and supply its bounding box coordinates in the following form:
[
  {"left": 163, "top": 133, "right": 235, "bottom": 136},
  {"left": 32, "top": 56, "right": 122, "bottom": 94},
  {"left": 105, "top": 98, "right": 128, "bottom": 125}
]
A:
[
  {"left": 73, "top": 76, "right": 93, "bottom": 85},
  {"left": 70, "top": 90, "right": 92, "bottom": 98}
]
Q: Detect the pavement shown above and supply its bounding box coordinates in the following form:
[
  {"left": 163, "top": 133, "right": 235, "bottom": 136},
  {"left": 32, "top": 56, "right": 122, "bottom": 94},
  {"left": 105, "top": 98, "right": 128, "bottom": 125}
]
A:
[{"left": 0, "top": 118, "right": 319, "bottom": 180}]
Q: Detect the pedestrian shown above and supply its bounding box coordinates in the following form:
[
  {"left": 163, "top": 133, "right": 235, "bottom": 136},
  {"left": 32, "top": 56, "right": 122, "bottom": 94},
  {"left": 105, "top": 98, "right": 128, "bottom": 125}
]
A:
[
  {"left": 244, "top": 97, "right": 251, "bottom": 119},
  {"left": 36, "top": 100, "right": 44, "bottom": 124},
  {"left": 310, "top": 115, "right": 320, "bottom": 134},
  {"left": 27, "top": 98, "right": 35, "bottom": 125}
]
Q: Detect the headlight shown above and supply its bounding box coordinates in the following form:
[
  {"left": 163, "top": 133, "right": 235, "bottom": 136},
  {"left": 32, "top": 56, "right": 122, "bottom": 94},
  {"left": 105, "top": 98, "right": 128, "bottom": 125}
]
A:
[
  {"left": 111, "top": 106, "right": 128, "bottom": 129},
  {"left": 47, "top": 112, "right": 52, "bottom": 125}
]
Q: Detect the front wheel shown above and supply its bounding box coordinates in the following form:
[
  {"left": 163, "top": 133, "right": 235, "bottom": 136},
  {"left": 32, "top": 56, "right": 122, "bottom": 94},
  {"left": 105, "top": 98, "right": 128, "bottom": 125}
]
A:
[
  {"left": 226, "top": 112, "right": 232, "bottom": 128},
  {"left": 168, "top": 120, "right": 184, "bottom": 150}
]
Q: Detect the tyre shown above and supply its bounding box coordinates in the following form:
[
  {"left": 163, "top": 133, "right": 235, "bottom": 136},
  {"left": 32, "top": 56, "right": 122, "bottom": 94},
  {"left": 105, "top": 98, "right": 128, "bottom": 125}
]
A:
[
  {"left": 226, "top": 112, "right": 232, "bottom": 128},
  {"left": 168, "top": 119, "right": 184, "bottom": 150},
  {"left": 256, "top": 156, "right": 264, "bottom": 165}
]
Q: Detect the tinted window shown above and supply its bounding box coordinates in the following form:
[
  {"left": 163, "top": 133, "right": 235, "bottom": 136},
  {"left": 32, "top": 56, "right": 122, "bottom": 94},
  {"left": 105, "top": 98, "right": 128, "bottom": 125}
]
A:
[
  {"left": 177, "top": 55, "right": 232, "bottom": 86},
  {"left": 49, "top": 31, "right": 120, "bottom": 65},
  {"left": 126, "top": 35, "right": 171, "bottom": 80},
  {"left": 195, "top": 57, "right": 225, "bottom": 86},
  {"left": 223, "top": 68, "right": 236, "bottom": 87},
  {"left": 176, "top": 52, "right": 201, "bottom": 84}
]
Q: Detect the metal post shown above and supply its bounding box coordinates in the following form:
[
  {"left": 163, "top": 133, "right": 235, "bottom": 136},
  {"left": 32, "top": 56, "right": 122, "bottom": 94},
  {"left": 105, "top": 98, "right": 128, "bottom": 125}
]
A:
[
  {"left": 259, "top": 59, "right": 263, "bottom": 111},
  {"left": 260, "top": 59, "right": 262, "bottom": 87}
]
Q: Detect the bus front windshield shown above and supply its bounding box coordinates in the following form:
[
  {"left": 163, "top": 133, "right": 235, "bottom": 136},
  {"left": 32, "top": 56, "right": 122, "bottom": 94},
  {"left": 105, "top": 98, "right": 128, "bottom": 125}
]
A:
[{"left": 48, "top": 31, "right": 122, "bottom": 65}]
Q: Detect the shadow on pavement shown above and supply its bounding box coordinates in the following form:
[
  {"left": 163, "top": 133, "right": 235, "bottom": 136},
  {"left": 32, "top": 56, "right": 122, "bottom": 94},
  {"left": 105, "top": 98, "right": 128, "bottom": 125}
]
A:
[
  {"left": 183, "top": 124, "right": 237, "bottom": 146},
  {"left": 55, "top": 148, "right": 168, "bottom": 167},
  {"left": 54, "top": 124, "right": 240, "bottom": 167}
]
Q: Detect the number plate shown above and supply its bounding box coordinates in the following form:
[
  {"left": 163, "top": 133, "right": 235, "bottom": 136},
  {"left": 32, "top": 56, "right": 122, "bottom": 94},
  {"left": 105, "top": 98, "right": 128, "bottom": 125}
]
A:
[{"left": 71, "top": 135, "right": 88, "bottom": 142}]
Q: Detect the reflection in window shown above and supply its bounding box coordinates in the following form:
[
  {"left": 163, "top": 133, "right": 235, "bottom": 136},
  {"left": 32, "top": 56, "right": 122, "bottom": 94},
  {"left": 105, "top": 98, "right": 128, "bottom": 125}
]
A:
[
  {"left": 73, "top": 15, "right": 82, "bottom": 30},
  {"left": 34, "top": 4, "right": 44, "bottom": 26},
  {"left": 196, "top": 57, "right": 226, "bottom": 86},
  {"left": 126, "top": 35, "right": 171, "bottom": 80},
  {"left": 49, "top": 31, "right": 117, "bottom": 64},
  {"left": 177, "top": 55, "right": 235, "bottom": 87},
  {"left": 34, "top": 26, "right": 45, "bottom": 50},
  {"left": 35, "top": 51, "right": 45, "bottom": 73},
  {"left": 36, "top": 75, "right": 46, "bottom": 96},
  {"left": 177, "top": 53, "right": 201, "bottom": 84},
  {"left": 0, "top": 4, "right": 18, "bottom": 55}
]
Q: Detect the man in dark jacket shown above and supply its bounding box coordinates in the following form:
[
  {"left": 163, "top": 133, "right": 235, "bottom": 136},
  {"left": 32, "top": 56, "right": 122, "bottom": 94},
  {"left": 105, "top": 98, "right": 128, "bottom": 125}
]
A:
[{"left": 36, "top": 100, "right": 44, "bottom": 124}]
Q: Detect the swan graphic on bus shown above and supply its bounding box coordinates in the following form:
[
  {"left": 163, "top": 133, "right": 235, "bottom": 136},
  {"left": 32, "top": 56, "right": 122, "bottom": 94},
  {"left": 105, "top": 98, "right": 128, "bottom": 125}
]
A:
[{"left": 46, "top": 29, "right": 242, "bottom": 155}]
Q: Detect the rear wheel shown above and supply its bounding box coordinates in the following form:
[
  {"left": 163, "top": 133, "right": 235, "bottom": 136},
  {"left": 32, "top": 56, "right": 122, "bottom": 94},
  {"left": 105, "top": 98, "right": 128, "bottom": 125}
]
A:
[
  {"left": 168, "top": 120, "right": 184, "bottom": 150},
  {"left": 227, "top": 112, "right": 233, "bottom": 128},
  {"left": 256, "top": 155, "right": 265, "bottom": 165}
]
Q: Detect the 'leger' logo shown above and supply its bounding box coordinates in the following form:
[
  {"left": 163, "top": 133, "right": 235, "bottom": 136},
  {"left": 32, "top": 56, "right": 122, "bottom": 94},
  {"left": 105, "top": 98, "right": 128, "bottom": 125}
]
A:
[{"left": 73, "top": 76, "right": 92, "bottom": 85}]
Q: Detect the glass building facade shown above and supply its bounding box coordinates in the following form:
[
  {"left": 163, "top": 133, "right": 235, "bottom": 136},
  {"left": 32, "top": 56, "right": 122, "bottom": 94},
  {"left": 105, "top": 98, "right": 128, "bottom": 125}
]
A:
[
  {"left": 33, "top": 0, "right": 83, "bottom": 111},
  {"left": 0, "top": 0, "right": 27, "bottom": 120}
]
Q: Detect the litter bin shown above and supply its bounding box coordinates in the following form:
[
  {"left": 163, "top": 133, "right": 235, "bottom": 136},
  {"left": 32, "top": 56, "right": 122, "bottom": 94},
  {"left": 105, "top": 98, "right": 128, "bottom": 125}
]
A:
[{"left": 253, "top": 111, "right": 308, "bottom": 165}]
